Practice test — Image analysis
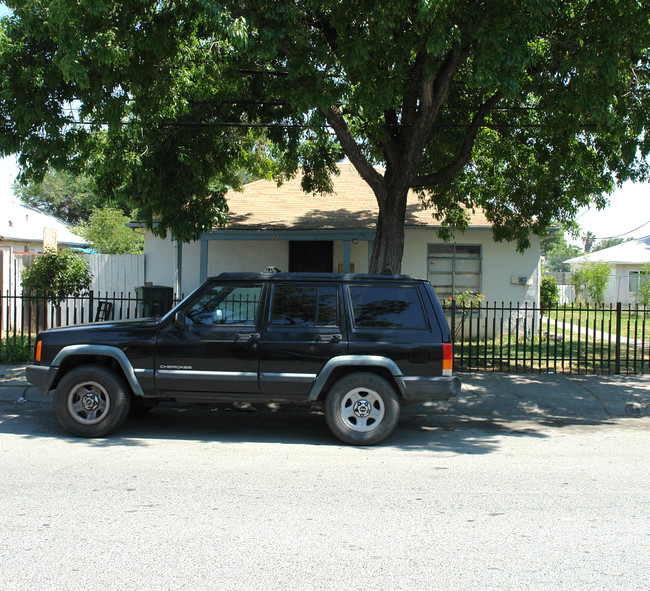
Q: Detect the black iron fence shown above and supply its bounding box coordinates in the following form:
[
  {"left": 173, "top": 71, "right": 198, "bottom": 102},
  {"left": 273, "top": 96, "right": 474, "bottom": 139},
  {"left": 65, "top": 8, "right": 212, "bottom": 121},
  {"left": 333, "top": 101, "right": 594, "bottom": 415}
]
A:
[
  {"left": 2, "top": 291, "right": 648, "bottom": 375},
  {"left": 1, "top": 290, "right": 182, "bottom": 347},
  {"left": 443, "top": 301, "right": 649, "bottom": 375}
]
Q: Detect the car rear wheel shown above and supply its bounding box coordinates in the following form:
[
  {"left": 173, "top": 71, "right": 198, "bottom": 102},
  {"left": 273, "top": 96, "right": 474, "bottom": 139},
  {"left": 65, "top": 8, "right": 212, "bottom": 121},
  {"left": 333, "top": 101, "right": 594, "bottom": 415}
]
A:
[
  {"left": 54, "top": 365, "right": 131, "bottom": 437},
  {"left": 325, "top": 372, "right": 400, "bottom": 445}
]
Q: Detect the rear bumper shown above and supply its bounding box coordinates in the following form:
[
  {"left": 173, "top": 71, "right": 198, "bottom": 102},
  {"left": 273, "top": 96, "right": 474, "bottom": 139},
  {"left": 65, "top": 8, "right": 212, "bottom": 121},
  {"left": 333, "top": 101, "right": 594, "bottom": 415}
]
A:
[{"left": 399, "top": 375, "right": 462, "bottom": 402}]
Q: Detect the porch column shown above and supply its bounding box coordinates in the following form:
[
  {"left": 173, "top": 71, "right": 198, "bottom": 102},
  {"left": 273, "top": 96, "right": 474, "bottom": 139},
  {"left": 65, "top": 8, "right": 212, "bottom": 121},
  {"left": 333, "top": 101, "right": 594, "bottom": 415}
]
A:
[
  {"left": 199, "top": 237, "right": 209, "bottom": 283},
  {"left": 343, "top": 240, "right": 351, "bottom": 273},
  {"left": 173, "top": 237, "right": 183, "bottom": 297}
]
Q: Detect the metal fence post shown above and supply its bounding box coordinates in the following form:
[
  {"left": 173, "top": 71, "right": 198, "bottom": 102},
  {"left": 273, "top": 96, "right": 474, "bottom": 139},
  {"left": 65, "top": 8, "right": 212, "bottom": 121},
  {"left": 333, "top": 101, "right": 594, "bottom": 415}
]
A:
[{"left": 615, "top": 301, "right": 622, "bottom": 375}]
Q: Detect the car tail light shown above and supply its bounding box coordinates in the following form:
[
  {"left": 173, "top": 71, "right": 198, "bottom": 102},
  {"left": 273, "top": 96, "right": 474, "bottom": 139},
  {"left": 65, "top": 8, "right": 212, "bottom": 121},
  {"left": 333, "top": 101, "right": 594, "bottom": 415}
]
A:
[
  {"left": 442, "top": 342, "right": 453, "bottom": 376},
  {"left": 35, "top": 340, "right": 42, "bottom": 362}
]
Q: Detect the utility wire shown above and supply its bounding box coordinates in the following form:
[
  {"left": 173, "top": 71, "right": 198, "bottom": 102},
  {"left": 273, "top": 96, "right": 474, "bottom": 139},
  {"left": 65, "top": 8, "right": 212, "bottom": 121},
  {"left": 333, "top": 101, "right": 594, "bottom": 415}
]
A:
[{"left": 590, "top": 220, "right": 650, "bottom": 240}]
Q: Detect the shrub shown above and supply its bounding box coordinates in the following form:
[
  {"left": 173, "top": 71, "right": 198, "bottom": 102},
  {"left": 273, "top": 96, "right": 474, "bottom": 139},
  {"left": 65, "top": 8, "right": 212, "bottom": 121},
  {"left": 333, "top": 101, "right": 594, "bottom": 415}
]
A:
[
  {"left": 569, "top": 261, "right": 612, "bottom": 304},
  {"left": 540, "top": 275, "right": 559, "bottom": 309},
  {"left": 0, "top": 336, "right": 33, "bottom": 363},
  {"left": 21, "top": 249, "right": 92, "bottom": 305},
  {"left": 635, "top": 263, "right": 650, "bottom": 307},
  {"left": 450, "top": 291, "right": 485, "bottom": 340}
]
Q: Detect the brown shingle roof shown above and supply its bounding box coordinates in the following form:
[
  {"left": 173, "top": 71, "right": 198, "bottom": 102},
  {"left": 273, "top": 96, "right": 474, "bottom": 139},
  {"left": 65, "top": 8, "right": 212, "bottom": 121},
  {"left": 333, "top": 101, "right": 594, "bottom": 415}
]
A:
[{"left": 224, "top": 162, "right": 489, "bottom": 231}]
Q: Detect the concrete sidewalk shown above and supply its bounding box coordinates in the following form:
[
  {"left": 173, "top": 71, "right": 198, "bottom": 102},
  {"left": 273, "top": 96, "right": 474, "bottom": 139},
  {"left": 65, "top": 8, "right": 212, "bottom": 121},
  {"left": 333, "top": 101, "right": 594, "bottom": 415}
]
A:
[{"left": 1, "top": 363, "right": 649, "bottom": 421}]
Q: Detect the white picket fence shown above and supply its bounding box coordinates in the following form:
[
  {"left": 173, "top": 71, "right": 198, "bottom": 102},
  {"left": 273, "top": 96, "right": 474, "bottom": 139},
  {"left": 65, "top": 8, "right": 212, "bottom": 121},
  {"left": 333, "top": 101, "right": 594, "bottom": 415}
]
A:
[
  {"left": 1, "top": 253, "right": 146, "bottom": 334},
  {"left": 3, "top": 253, "right": 144, "bottom": 297},
  {"left": 83, "top": 254, "right": 145, "bottom": 295}
]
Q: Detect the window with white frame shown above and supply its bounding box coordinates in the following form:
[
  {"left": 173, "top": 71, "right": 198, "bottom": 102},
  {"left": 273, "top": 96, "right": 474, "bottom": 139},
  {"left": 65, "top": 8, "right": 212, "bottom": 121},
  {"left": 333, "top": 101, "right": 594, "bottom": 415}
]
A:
[{"left": 427, "top": 244, "right": 482, "bottom": 299}]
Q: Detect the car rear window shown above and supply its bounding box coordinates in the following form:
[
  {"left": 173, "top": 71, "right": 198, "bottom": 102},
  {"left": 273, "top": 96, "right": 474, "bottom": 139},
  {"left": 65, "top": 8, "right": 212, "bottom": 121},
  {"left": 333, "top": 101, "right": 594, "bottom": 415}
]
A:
[{"left": 348, "top": 285, "right": 426, "bottom": 329}]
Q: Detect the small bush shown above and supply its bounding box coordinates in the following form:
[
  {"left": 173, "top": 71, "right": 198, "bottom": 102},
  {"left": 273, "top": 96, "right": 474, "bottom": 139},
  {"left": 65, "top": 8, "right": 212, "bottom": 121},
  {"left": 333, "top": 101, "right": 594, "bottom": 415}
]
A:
[
  {"left": 540, "top": 275, "right": 559, "bottom": 309},
  {"left": 0, "top": 336, "right": 33, "bottom": 363}
]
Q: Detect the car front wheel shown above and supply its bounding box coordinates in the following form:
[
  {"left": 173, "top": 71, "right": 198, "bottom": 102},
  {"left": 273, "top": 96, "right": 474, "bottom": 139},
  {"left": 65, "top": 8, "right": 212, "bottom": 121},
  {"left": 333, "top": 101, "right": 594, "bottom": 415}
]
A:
[
  {"left": 325, "top": 372, "right": 400, "bottom": 445},
  {"left": 53, "top": 365, "right": 131, "bottom": 437}
]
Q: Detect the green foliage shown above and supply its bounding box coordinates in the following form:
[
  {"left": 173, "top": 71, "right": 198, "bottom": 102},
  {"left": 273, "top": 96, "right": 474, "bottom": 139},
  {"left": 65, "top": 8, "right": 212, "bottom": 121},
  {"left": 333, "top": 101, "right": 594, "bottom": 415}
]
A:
[
  {"left": 569, "top": 261, "right": 612, "bottom": 304},
  {"left": 0, "top": 336, "right": 32, "bottom": 363},
  {"left": 21, "top": 249, "right": 92, "bottom": 304},
  {"left": 14, "top": 170, "right": 97, "bottom": 224},
  {"left": 76, "top": 207, "right": 144, "bottom": 254},
  {"left": 540, "top": 275, "right": 559, "bottom": 309},
  {"left": 450, "top": 291, "right": 485, "bottom": 340},
  {"left": 635, "top": 263, "right": 650, "bottom": 307},
  {"left": 1, "top": 1, "right": 650, "bottom": 271},
  {"left": 592, "top": 237, "right": 626, "bottom": 252},
  {"left": 453, "top": 291, "right": 485, "bottom": 308},
  {"left": 542, "top": 232, "right": 581, "bottom": 272},
  {"left": 13, "top": 169, "right": 131, "bottom": 224}
]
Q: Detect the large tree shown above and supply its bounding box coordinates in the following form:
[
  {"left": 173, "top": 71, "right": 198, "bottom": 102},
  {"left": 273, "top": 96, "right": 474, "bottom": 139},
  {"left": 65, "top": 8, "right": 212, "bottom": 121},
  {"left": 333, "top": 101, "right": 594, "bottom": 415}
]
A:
[{"left": 1, "top": 1, "right": 649, "bottom": 273}]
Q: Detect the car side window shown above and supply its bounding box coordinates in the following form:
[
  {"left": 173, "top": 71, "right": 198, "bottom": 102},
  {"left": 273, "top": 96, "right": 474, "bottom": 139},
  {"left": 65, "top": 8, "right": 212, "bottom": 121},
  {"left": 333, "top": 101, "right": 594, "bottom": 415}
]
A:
[
  {"left": 271, "top": 285, "right": 338, "bottom": 327},
  {"left": 185, "top": 285, "right": 262, "bottom": 326},
  {"left": 348, "top": 285, "right": 426, "bottom": 329}
]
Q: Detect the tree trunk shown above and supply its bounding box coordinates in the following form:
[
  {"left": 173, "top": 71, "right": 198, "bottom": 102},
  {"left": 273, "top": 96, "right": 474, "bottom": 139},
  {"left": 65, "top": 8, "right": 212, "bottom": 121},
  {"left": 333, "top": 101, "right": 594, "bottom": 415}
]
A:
[{"left": 368, "top": 187, "right": 408, "bottom": 274}]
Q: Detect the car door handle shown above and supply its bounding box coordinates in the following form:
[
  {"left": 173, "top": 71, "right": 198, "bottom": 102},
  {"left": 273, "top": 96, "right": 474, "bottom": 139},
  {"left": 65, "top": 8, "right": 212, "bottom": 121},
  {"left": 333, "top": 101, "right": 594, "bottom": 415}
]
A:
[
  {"left": 237, "top": 333, "right": 260, "bottom": 343},
  {"left": 316, "top": 334, "right": 342, "bottom": 344}
]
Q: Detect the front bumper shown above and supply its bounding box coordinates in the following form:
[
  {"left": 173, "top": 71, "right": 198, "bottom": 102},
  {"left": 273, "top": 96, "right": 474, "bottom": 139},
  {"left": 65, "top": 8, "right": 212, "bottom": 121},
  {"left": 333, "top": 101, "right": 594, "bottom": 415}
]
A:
[
  {"left": 25, "top": 364, "right": 57, "bottom": 395},
  {"left": 398, "top": 375, "right": 462, "bottom": 402}
]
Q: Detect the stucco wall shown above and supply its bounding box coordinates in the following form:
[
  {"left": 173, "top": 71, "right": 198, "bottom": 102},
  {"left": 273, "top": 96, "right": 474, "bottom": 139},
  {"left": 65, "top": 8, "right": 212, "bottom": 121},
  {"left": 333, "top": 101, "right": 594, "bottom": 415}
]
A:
[
  {"left": 143, "top": 233, "right": 176, "bottom": 287},
  {"left": 609, "top": 264, "right": 644, "bottom": 305},
  {"left": 145, "top": 229, "right": 541, "bottom": 304},
  {"left": 403, "top": 228, "right": 541, "bottom": 304}
]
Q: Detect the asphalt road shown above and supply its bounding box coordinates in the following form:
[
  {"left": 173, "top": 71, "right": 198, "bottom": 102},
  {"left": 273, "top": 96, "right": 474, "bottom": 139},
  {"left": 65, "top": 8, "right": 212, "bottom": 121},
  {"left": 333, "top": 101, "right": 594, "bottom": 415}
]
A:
[{"left": 1, "top": 399, "right": 649, "bottom": 591}]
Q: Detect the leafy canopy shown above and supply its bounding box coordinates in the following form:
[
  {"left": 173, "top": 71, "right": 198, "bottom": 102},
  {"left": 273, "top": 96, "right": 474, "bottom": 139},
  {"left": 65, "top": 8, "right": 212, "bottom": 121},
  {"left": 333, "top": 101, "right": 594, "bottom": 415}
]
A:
[
  {"left": 13, "top": 168, "right": 131, "bottom": 224},
  {"left": 1, "top": 1, "right": 649, "bottom": 271},
  {"left": 76, "top": 206, "right": 144, "bottom": 254}
]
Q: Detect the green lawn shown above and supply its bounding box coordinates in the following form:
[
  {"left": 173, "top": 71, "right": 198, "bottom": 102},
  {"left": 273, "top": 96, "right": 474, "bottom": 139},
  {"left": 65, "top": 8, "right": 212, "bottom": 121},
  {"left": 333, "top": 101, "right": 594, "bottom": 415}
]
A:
[
  {"left": 454, "top": 334, "right": 649, "bottom": 374},
  {"left": 544, "top": 308, "right": 649, "bottom": 342}
]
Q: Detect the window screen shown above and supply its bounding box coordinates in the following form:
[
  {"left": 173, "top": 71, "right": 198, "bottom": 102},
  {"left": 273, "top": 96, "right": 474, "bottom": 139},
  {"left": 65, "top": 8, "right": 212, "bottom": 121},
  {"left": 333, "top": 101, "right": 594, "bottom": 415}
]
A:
[
  {"left": 428, "top": 244, "right": 481, "bottom": 298},
  {"left": 348, "top": 286, "right": 426, "bottom": 329}
]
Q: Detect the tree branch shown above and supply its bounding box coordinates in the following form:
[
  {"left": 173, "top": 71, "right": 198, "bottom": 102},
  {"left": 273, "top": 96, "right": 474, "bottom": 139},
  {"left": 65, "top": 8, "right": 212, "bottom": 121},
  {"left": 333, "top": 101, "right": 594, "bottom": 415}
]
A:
[
  {"left": 413, "top": 90, "right": 503, "bottom": 187},
  {"left": 402, "top": 44, "right": 473, "bottom": 177},
  {"left": 324, "top": 104, "right": 385, "bottom": 197},
  {"left": 382, "top": 108, "right": 401, "bottom": 170}
]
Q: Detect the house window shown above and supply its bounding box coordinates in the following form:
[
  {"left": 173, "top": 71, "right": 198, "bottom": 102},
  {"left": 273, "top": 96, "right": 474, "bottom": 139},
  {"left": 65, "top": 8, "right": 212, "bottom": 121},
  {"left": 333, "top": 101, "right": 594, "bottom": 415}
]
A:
[{"left": 427, "top": 244, "right": 481, "bottom": 299}]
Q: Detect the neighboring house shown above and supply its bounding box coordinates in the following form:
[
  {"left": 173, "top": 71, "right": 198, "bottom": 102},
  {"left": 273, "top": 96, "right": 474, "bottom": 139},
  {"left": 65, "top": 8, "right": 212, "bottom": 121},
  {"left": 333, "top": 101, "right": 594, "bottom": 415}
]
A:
[
  {"left": 143, "top": 163, "right": 542, "bottom": 303},
  {"left": 1, "top": 197, "right": 88, "bottom": 296},
  {"left": 1, "top": 196, "right": 87, "bottom": 253},
  {"left": 565, "top": 235, "right": 650, "bottom": 304}
]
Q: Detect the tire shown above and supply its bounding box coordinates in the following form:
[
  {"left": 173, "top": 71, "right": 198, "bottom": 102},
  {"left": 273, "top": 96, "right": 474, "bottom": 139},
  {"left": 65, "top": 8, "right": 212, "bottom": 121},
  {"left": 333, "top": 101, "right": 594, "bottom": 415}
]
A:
[
  {"left": 325, "top": 372, "right": 400, "bottom": 446},
  {"left": 53, "top": 365, "right": 132, "bottom": 437}
]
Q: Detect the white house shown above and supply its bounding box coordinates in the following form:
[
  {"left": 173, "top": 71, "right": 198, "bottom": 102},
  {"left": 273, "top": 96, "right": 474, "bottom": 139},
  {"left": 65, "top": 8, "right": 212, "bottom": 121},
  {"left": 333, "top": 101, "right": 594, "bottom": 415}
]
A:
[
  {"left": 1, "top": 196, "right": 87, "bottom": 253},
  {"left": 565, "top": 235, "right": 650, "bottom": 304},
  {"left": 1, "top": 196, "right": 87, "bottom": 296},
  {"left": 143, "top": 163, "right": 542, "bottom": 303}
]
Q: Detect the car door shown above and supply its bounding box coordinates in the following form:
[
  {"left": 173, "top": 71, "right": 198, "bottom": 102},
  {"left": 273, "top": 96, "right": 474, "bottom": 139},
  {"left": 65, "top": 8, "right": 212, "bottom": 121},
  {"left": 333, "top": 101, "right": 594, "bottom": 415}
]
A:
[
  {"left": 154, "top": 282, "right": 263, "bottom": 396},
  {"left": 259, "top": 281, "right": 347, "bottom": 398}
]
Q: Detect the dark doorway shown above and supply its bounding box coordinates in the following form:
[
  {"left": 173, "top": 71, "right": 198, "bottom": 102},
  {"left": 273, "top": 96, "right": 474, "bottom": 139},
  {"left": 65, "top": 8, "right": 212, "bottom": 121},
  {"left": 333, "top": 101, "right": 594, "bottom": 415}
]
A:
[{"left": 289, "top": 241, "right": 333, "bottom": 273}]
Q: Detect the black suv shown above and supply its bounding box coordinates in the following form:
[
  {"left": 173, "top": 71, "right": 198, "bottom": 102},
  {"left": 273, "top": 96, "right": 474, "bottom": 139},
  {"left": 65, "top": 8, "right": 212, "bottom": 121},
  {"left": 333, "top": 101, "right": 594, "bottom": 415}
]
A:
[{"left": 27, "top": 272, "right": 461, "bottom": 445}]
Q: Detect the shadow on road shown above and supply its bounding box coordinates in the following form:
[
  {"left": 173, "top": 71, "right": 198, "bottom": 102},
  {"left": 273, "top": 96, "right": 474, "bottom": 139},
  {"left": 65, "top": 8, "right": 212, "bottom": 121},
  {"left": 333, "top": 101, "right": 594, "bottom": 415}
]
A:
[{"left": 1, "top": 393, "right": 634, "bottom": 454}]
